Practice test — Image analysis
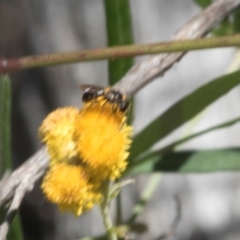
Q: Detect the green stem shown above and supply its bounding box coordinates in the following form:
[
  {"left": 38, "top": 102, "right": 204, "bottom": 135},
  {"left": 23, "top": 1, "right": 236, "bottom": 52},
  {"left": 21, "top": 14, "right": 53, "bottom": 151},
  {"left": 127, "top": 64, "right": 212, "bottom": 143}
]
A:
[
  {"left": 1, "top": 34, "right": 240, "bottom": 73},
  {"left": 100, "top": 182, "right": 117, "bottom": 240},
  {"left": 127, "top": 174, "right": 162, "bottom": 224},
  {"left": 116, "top": 189, "right": 122, "bottom": 225}
]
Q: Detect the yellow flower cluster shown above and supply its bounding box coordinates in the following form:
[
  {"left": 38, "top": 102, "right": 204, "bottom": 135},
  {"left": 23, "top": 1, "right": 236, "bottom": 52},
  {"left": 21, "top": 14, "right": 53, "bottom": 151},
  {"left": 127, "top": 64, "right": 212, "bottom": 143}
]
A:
[
  {"left": 39, "top": 107, "right": 79, "bottom": 165},
  {"left": 41, "top": 164, "right": 102, "bottom": 216},
  {"left": 39, "top": 98, "right": 132, "bottom": 216}
]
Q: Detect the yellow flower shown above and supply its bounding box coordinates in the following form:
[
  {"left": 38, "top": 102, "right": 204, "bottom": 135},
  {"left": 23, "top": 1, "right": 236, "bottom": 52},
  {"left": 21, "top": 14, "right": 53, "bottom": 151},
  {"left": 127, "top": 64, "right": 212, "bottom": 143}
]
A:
[
  {"left": 76, "top": 99, "right": 133, "bottom": 181},
  {"left": 41, "top": 163, "right": 102, "bottom": 216},
  {"left": 39, "top": 95, "right": 133, "bottom": 216},
  {"left": 39, "top": 107, "right": 79, "bottom": 165}
]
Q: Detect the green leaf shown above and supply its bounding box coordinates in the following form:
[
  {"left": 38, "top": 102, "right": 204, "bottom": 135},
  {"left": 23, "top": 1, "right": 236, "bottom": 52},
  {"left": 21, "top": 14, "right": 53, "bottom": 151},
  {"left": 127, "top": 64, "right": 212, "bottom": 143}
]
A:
[
  {"left": 0, "top": 75, "right": 11, "bottom": 175},
  {"left": 126, "top": 116, "right": 240, "bottom": 174},
  {"left": 104, "top": 0, "right": 134, "bottom": 226},
  {"left": 194, "top": 1, "right": 240, "bottom": 36},
  {"left": 159, "top": 116, "right": 240, "bottom": 153},
  {"left": 130, "top": 149, "right": 240, "bottom": 173},
  {"left": 193, "top": 0, "right": 212, "bottom": 8},
  {"left": 211, "top": 19, "right": 233, "bottom": 36},
  {"left": 7, "top": 214, "right": 23, "bottom": 240},
  {"left": 104, "top": 0, "right": 134, "bottom": 85},
  {"left": 0, "top": 75, "right": 23, "bottom": 240},
  {"left": 233, "top": 8, "right": 240, "bottom": 33},
  {"left": 0, "top": 207, "right": 23, "bottom": 240},
  {"left": 129, "top": 70, "right": 240, "bottom": 161}
]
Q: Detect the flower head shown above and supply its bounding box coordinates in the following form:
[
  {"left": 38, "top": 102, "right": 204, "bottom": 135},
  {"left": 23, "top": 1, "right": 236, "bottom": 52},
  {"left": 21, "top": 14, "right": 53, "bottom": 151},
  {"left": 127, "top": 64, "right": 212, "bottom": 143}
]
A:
[
  {"left": 39, "top": 107, "right": 79, "bottom": 165},
  {"left": 39, "top": 91, "right": 133, "bottom": 216},
  {"left": 76, "top": 99, "right": 133, "bottom": 181},
  {"left": 41, "top": 163, "right": 102, "bottom": 216}
]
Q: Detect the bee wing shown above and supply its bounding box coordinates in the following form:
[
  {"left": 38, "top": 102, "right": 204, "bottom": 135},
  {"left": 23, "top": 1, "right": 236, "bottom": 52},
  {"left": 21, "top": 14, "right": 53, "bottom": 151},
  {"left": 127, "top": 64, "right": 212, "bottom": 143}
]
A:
[{"left": 79, "top": 84, "right": 104, "bottom": 91}]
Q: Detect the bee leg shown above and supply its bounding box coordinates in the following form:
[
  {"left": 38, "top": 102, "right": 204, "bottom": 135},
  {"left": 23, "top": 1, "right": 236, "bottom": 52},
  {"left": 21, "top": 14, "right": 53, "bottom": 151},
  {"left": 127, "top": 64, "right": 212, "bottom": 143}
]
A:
[
  {"left": 119, "top": 104, "right": 131, "bottom": 130},
  {"left": 101, "top": 99, "right": 108, "bottom": 108},
  {"left": 112, "top": 103, "right": 118, "bottom": 113},
  {"left": 99, "top": 99, "right": 109, "bottom": 115},
  {"left": 83, "top": 101, "right": 92, "bottom": 111},
  {"left": 83, "top": 97, "right": 103, "bottom": 112}
]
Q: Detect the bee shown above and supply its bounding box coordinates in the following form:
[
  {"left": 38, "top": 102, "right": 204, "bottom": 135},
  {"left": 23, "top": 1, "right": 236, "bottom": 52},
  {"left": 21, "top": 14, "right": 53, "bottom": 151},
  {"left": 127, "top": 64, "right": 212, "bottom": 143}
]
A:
[{"left": 79, "top": 85, "right": 130, "bottom": 112}]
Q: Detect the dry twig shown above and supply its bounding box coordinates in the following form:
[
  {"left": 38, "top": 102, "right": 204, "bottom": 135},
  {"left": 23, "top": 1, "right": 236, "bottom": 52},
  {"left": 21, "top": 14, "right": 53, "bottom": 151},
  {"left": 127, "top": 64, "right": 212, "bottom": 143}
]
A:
[
  {"left": 0, "top": 147, "right": 49, "bottom": 240},
  {"left": 0, "top": 0, "right": 240, "bottom": 238},
  {"left": 114, "top": 0, "right": 240, "bottom": 96}
]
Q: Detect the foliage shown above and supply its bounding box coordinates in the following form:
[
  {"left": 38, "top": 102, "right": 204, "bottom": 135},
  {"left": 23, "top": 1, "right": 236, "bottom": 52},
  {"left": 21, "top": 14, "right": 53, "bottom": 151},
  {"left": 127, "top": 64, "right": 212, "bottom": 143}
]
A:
[
  {"left": 1, "top": 1, "right": 240, "bottom": 239},
  {"left": 0, "top": 75, "right": 11, "bottom": 174}
]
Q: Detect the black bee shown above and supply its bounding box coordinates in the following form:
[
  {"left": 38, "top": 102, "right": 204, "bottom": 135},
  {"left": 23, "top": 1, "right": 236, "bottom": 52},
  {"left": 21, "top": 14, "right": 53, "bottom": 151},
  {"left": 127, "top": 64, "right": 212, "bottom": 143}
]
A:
[{"left": 79, "top": 85, "right": 130, "bottom": 112}]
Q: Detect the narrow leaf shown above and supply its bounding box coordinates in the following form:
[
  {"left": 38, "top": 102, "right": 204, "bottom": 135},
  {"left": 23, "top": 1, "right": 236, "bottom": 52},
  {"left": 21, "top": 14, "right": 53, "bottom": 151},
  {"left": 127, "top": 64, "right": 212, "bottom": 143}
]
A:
[
  {"left": 0, "top": 75, "right": 23, "bottom": 240},
  {"left": 104, "top": 0, "right": 134, "bottom": 85},
  {"left": 233, "top": 8, "right": 240, "bottom": 33},
  {"left": 127, "top": 116, "right": 240, "bottom": 173},
  {"left": 130, "top": 70, "right": 240, "bottom": 160},
  {"left": 7, "top": 214, "right": 23, "bottom": 240},
  {"left": 0, "top": 75, "right": 11, "bottom": 175},
  {"left": 130, "top": 149, "right": 240, "bottom": 173},
  {"left": 194, "top": 0, "right": 212, "bottom": 8}
]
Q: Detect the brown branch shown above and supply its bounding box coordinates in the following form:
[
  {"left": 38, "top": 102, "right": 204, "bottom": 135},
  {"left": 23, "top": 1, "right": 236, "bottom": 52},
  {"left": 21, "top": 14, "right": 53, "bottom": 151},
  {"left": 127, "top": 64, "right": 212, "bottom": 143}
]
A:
[
  {"left": 1, "top": 35, "right": 240, "bottom": 74},
  {"left": 0, "top": 147, "right": 48, "bottom": 239},
  {"left": 0, "top": 147, "right": 49, "bottom": 206},
  {"left": 113, "top": 0, "right": 240, "bottom": 96},
  {"left": 0, "top": 183, "right": 29, "bottom": 240},
  {"left": 0, "top": 0, "right": 239, "bottom": 238}
]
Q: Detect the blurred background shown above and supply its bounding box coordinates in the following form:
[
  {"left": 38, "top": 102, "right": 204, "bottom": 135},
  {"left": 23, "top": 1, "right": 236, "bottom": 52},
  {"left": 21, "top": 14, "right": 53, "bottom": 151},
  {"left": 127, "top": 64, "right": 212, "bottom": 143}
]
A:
[{"left": 1, "top": 0, "right": 240, "bottom": 239}]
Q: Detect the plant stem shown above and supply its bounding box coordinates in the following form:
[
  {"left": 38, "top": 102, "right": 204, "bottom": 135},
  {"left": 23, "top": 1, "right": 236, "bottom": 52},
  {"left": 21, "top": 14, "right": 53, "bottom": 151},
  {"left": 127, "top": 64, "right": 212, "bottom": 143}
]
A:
[
  {"left": 128, "top": 173, "right": 161, "bottom": 224},
  {"left": 100, "top": 182, "right": 117, "bottom": 240},
  {"left": 1, "top": 34, "right": 240, "bottom": 73}
]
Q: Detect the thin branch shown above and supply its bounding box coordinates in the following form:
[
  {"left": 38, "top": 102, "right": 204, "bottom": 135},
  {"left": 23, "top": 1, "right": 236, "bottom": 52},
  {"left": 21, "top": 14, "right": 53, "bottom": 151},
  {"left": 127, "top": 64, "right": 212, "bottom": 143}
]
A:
[
  {"left": 0, "top": 147, "right": 49, "bottom": 206},
  {"left": 0, "top": 0, "right": 239, "bottom": 238},
  {"left": 1, "top": 34, "right": 240, "bottom": 74},
  {"left": 0, "top": 181, "right": 28, "bottom": 240},
  {"left": 0, "top": 149, "right": 48, "bottom": 240},
  {"left": 114, "top": 0, "right": 240, "bottom": 96},
  {"left": 155, "top": 196, "right": 181, "bottom": 240}
]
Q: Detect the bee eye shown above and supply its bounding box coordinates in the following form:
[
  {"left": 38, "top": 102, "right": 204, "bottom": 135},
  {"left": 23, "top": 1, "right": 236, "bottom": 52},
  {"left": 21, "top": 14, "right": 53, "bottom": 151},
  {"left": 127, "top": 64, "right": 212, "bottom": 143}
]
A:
[
  {"left": 119, "top": 101, "right": 130, "bottom": 112},
  {"left": 82, "top": 92, "right": 95, "bottom": 102}
]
